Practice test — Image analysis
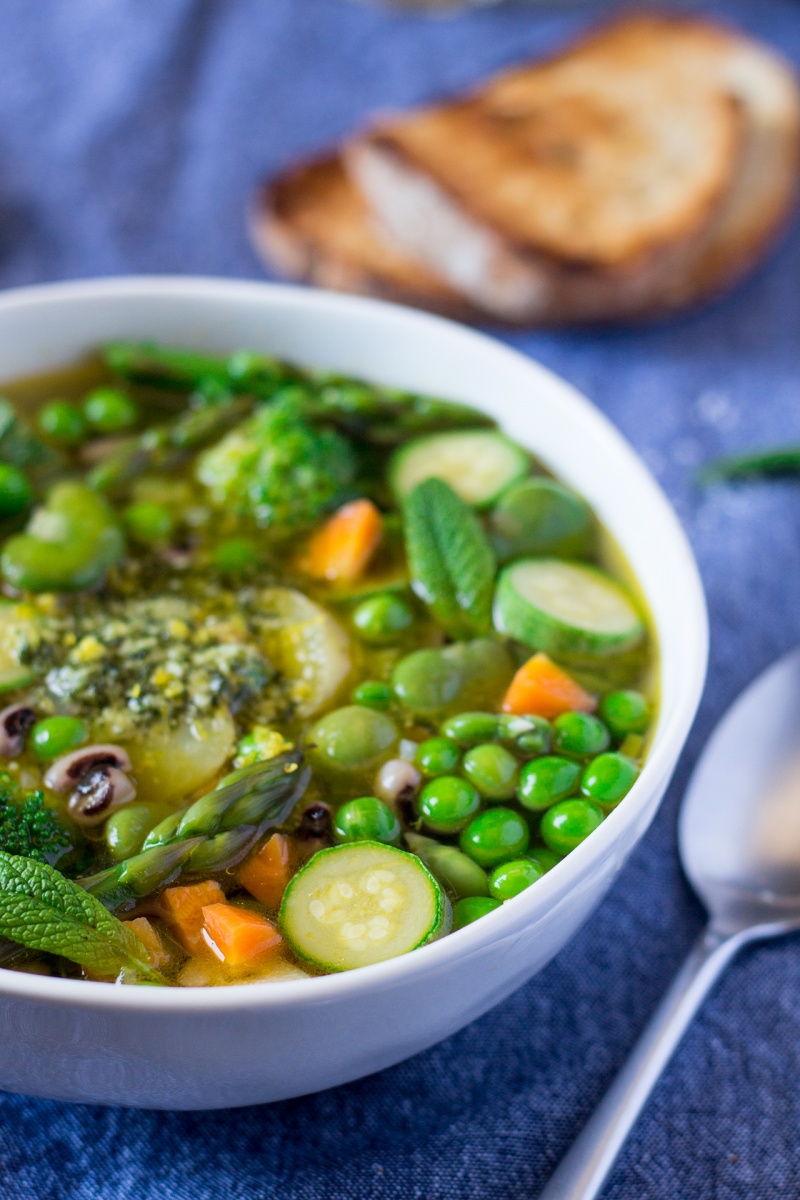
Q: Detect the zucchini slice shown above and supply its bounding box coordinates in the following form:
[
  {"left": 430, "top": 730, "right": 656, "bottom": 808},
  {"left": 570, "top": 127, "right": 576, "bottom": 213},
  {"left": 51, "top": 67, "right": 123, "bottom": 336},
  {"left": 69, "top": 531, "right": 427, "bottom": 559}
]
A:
[
  {"left": 390, "top": 430, "right": 529, "bottom": 508},
  {"left": 488, "top": 477, "right": 594, "bottom": 562},
  {"left": 280, "top": 842, "right": 447, "bottom": 971},
  {"left": 493, "top": 559, "right": 644, "bottom": 658}
]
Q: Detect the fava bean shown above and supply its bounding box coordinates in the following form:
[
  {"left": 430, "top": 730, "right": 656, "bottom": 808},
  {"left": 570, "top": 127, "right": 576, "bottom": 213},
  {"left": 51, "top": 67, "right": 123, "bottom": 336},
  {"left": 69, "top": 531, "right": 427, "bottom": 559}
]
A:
[
  {"left": 441, "top": 712, "right": 501, "bottom": 746},
  {"left": 307, "top": 706, "right": 398, "bottom": 773},
  {"left": 105, "top": 803, "right": 163, "bottom": 861},
  {"left": 405, "top": 833, "right": 489, "bottom": 899},
  {"left": 1, "top": 482, "right": 124, "bottom": 592},
  {"left": 392, "top": 639, "right": 513, "bottom": 719}
]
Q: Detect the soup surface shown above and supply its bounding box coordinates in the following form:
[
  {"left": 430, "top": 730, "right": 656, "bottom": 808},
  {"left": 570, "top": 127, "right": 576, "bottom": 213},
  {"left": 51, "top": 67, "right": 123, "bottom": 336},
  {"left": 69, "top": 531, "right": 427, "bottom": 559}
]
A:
[{"left": 0, "top": 342, "right": 654, "bottom": 986}]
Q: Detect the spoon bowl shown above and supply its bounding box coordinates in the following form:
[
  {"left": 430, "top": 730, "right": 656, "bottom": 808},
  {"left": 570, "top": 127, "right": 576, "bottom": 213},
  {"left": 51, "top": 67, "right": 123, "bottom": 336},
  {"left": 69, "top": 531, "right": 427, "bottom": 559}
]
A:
[{"left": 681, "top": 646, "right": 800, "bottom": 930}]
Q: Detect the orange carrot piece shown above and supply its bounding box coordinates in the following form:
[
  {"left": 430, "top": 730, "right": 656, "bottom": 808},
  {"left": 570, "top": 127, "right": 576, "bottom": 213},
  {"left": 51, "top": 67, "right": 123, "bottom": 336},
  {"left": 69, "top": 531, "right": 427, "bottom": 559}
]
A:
[
  {"left": 502, "top": 652, "right": 596, "bottom": 719},
  {"left": 124, "top": 916, "right": 171, "bottom": 970},
  {"left": 238, "top": 833, "right": 291, "bottom": 908},
  {"left": 201, "top": 903, "right": 283, "bottom": 966},
  {"left": 296, "top": 498, "right": 383, "bottom": 581},
  {"left": 160, "top": 880, "right": 225, "bottom": 954}
]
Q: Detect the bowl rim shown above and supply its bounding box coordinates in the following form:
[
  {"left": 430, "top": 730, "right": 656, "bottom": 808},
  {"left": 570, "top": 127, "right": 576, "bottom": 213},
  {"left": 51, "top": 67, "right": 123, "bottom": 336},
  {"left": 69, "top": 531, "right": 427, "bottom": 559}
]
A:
[{"left": 0, "top": 275, "right": 709, "bottom": 1012}]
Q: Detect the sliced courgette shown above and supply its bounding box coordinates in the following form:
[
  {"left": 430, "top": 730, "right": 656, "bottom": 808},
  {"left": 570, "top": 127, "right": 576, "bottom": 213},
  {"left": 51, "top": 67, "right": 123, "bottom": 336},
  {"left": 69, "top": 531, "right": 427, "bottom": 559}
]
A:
[
  {"left": 280, "top": 842, "right": 447, "bottom": 971},
  {"left": 493, "top": 559, "right": 644, "bottom": 658},
  {"left": 488, "top": 477, "right": 595, "bottom": 562},
  {"left": 390, "top": 430, "right": 529, "bottom": 509}
]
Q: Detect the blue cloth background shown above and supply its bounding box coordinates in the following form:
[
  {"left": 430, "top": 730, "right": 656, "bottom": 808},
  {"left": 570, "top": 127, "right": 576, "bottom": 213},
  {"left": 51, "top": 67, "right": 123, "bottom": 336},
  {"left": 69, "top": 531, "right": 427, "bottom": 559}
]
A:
[{"left": 1, "top": 0, "right": 799, "bottom": 1195}]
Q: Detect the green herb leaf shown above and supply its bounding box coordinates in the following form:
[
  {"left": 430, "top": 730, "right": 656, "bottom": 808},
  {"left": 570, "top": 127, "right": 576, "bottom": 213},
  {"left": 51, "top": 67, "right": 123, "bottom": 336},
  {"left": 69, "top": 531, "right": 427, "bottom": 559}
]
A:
[
  {"left": 698, "top": 445, "right": 800, "bottom": 484},
  {"left": 404, "top": 478, "right": 496, "bottom": 638},
  {"left": 0, "top": 852, "right": 162, "bottom": 981}
]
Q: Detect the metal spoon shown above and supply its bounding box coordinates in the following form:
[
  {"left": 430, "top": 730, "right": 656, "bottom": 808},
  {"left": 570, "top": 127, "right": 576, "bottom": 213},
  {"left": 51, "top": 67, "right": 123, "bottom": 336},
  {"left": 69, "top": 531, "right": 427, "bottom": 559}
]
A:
[{"left": 539, "top": 646, "right": 800, "bottom": 1200}]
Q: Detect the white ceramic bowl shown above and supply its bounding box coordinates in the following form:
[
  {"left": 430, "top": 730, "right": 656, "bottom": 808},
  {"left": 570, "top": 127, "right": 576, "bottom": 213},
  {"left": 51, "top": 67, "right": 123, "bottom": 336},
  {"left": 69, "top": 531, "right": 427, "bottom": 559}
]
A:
[{"left": 0, "top": 278, "right": 707, "bottom": 1109}]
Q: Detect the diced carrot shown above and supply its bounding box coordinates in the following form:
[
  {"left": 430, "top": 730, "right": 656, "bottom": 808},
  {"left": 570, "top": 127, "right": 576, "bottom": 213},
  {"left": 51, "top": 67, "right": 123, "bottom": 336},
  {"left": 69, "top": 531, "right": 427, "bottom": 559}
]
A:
[
  {"left": 201, "top": 903, "right": 283, "bottom": 966},
  {"left": 238, "top": 833, "right": 291, "bottom": 908},
  {"left": 124, "top": 916, "right": 171, "bottom": 970},
  {"left": 160, "top": 880, "right": 225, "bottom": 954},
  {"left": 296, "top": 498, "right": 383, "bottom": 582},
  {"left": 502, "top": 652, "right": 596, "bottom": 719}
]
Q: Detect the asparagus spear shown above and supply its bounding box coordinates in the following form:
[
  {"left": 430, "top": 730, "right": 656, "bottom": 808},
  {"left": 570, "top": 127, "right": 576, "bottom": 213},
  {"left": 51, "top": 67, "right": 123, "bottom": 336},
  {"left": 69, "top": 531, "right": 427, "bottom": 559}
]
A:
[
  {"left": 699, "top": 446, "right": 800, "bottom": 484},
  {"left": 104, "top": 341, "right": 292, "bottom": 395},
  {"left": 86, "top": 395, "right": 254, "bottom": 495},
  {"left": 81, "top": 750, "right": 310, "bottom": 911}
]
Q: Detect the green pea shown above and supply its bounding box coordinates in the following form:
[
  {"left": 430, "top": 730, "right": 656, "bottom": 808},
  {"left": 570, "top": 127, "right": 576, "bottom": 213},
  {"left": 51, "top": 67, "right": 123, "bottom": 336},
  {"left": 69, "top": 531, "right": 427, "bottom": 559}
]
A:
[
  {"left": 419, "top": 775, "right": 481, "bottom": 833},
  {"left": 416, "top": 737, "right": 461, "bottom": 777},
  {"left": 37, "top": 400, "right": 87, "bottom": 447},
  {"left": 106, "top": 803, "right": 163, "bottom": 861},
  {"left": 441, "top": 712, "right": 501, "bottom": 746},
  {"left": 452, "top": 896, "right": 502, "bottom": 929},
  {"left": 351, "top": 680, "right": 393, "bottom": 710},
  {"left": 462, "top": 743, "right": 519, "bottom": 800},
  {"left": 459, "top": 807, "right": 529, "bottom": 868},
  {"left": 83, "top": 387, "right": 139, "bottom": 433},
  {"left": 212, "top": 537, "right": 259, "bottom": 574},
  {"left": 31, "top": 715, "right": 88, "bottom": 761},
  {"left": 515, "top": 718, "right": 551, "bottom": 757},
  {"left": 123, "top": 502, "right": 174, "bottom": 545},
  {"left": 540, "top": 799, "right": 603, "bottom": 855},
  {"left": 517, "top": 755, "right": 580, "bottom": 811},
  {"left": 308, "top": 706, "right": 398, "bottom": 773},
  {"left": 599, "top": 690, "right": 650, "bottom": 739},
  {"left": 552, "top": 712, "right": 610, "bottom": 759},
  {"left": 581, "top": 752, "right": 639, "bottom": 809},
  {"left": 488, "top": 857, "right": 544, "bottom": 901},
  {"left": 334, "top": 797, "right": 401, "bottom": 845},
  {"left": 352, "top": 593, "right": 414, "bottom": 643},
  {"left": 527, "top": 846, "right": 562, "bottom": 873},
  {"left": 0, "top": 464, "right": 32, "bottom": 517}
]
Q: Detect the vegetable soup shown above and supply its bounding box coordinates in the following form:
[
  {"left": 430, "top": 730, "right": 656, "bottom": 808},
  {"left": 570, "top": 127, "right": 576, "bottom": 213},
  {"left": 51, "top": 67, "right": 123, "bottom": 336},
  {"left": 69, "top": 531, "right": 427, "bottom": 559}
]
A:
[{"left": 0, "top": 342, "right": 654, "bottom": 985}]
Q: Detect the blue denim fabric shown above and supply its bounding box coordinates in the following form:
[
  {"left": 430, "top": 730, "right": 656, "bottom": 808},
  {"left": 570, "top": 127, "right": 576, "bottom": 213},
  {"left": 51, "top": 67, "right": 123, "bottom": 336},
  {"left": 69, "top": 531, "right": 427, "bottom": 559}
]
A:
[{"left": 0, "top": 0, "right": 800, "bottom": 1195}]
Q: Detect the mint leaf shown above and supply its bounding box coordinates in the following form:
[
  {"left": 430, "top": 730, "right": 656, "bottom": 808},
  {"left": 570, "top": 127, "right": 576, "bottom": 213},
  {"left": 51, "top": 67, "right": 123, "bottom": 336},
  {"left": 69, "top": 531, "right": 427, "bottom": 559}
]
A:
[
  {"left": 404, "top": 477, "right": 496, "bottom": 638},
  {"left": 0, "top": 852, "right": 161, "bottom": 981}
]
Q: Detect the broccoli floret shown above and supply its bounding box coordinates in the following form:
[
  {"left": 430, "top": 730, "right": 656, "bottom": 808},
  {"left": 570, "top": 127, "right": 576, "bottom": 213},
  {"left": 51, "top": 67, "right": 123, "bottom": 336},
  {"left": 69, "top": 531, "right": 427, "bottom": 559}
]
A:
[
  {"left": 196, "top": 394, "right": 356, "bottom": 534},
  {"left": 0, "top": 775, "right": 70, "bottom": 864}
]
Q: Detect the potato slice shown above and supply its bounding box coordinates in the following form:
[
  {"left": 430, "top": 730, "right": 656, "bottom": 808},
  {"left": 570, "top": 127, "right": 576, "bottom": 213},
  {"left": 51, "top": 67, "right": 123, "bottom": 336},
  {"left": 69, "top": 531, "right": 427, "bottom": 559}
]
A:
[
  {"left": 258, "top": 587, "right": 352, "bottom": 718},
  {"left": 127, "top": 708, "right": 236, "bottom": 805}
]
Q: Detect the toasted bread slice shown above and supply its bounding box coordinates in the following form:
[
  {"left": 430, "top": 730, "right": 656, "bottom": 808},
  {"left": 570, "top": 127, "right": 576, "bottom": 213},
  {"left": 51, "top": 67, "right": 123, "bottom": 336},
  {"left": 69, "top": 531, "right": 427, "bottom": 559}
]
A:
[
  {"left": 250, "top": 156, "right": 476, "bottom": 320},
  {"left": 252, "top": 16, "right": 800, "bottom": 326}
]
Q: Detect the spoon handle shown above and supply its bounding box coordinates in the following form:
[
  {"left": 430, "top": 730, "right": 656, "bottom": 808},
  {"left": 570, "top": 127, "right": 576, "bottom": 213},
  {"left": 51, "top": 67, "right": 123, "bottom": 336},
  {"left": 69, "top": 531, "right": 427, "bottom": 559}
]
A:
[{"left": 537, "top": 924, "right": 748, "bottom": 1200}]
